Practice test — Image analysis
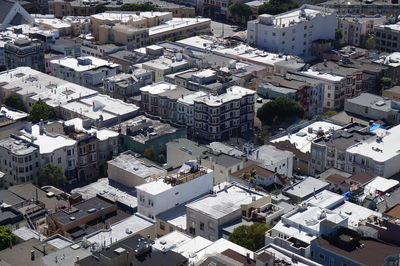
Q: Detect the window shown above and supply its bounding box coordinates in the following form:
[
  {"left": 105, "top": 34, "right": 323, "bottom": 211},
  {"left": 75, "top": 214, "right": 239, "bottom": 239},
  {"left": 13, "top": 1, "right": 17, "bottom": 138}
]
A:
[
  {"left": 160, "top": 222, "right": 165, "bottom": 230},
  {"left": 310, "top": 251, "right": 314, "bottom": 257},
  {"left": 319, "top": 253, "right": 325, "bottom": 260},
  {"left": 200, "top": 222, "right": 205, "bottom": 231}
]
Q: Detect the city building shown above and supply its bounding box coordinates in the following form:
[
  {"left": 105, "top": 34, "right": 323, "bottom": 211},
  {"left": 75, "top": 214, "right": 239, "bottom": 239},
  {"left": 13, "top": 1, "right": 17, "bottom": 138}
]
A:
[
  {"left": 310, "top": 123, "right": 375, "bottom": 175},
  {"left": 166, "top": 138, "right": 208, "bottom": 169},
  {"left": 258, "top": 75, "right": 324, "bottom": 117},
  {"left": 0, "top": 0, "right": 34, "bottom": 30},
  {"left": 107, "top": 151, "right": 165, "bottom": 188},
  {"left": 5, "top": 39, "right": 45, "bottom": 72},
  {"left": 98, "top": 24, "right": 149, "bottom": 49},
  {"left": 49, "top": 38, "right": 81, "bottom": 57},
  {"left": 20, "top": 124, "right": 78, "bottom": 182},
  {"left": 337, "top": 15, "right": 386, "bottom": 47},
  {"left": 176, "top": 91, "right": 207, "bottom": 129},
  {"left": 0, "top": 135, "right": 39, "bottom": 188},
  {"left": 193, "top": 86, "right": 255, "bottom": 140},
  {"left": 50, "top": 56, "right": 120, "bottom": 87},
  {"left": 321, "top": 0, "right": 400, "bottom": 17},
  {"left": 310, "top": 227, "right": 400, "bottom": 266},
  {"left": 344, "top": 93, "right": 400, "bottom": 125},
  {"left": 0, "top": 67, "right": 98, "bottom": 113},
  {"left": 60, "top": 94, "right": 139, "bottom": 127},
  {"left": 110, "top": 115, "right": 187, "bottom": 156},
  {"left": 75, "top": 234, "right": 187, "bottom": 266},
  {"left": 249, "top": 145, "right": 294, "bottom": 177},
  {"left": 103, "top": 70, "right": 152, "bottom": 100},
  {"left": 345, "top": 124, "right": 400, "bottom": 178},
  {"left": 141, "top": 56, "right": 189, "bottom": 82},
  {"left": 186, "top": 183, "right": 269, "bottom": 240},
  {"left": 136, "top": 161, "right": 213, "bottom": 219},
  {"left": 48, "top": 0, "right": 96, "bottom": 18},
  {"left": 372, "top": 52, "right": 400, "bottom": 85},
  {"left": 247, "top": 5, "right": 336, "bottom": 55},
  {"left": 374, "top": 23, "right": 400, "bottom": 53}
]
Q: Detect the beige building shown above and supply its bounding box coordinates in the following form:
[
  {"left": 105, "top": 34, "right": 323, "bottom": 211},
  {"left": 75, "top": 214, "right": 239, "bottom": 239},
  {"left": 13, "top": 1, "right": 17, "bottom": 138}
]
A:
[
  {"left": 337, "top": 15, "right": 386, "bottom": 47},
  {"left": 48, "top": 0, "right": 95, "bottom": 18},
  {"left": 90, "top": 11, "right": 172, "bottom": 39},
  {"left": 98, "top": 24, "right": 149, "bottom": 49}
]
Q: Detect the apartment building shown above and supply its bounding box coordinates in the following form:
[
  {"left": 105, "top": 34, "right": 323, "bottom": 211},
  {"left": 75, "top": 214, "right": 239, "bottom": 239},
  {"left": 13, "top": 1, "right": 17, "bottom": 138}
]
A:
[
  {"left": 0, "top": 67, "right": 97, "bottom": 114},
  {"left": 98, "top": 24, "right": 149, "bottom": 49},
  {"left": 90, "top": 11, "right": 172, "bottom": 39},
  {"left": 286, "top": 68, "right": 347, "bottom": 110},
  {"left": 374, "top": 23, "right": 400, "bottom": 53},
  {"left": 5, "top": 39, "right": 45, "bottom": 72},
  {"left": 193, "top": 86, "right": 255, "bottom": 140},
  {"left": 0, "top": 135, "right": 39, "bottom": 188},
  {"left": 337, "top": 15, "right": 386, "bottom": 47},
  {"left": 177, "top": 91, "right": 207, "bottom": 128},
  {"left": 103, "top": 70, "right": 152, "bottom": 100},
  {"left": 50, "top": 56, "right": 120, "bottom": 87},
  {"left": 48, "top": 0, "right": 96, "bottom": 18},
  {"left": 186, "top": 184, "right": 269, "bottom": 240},
  {"left": 258, "top": 75, "right": 324, "bottom": 118},
  {"left": 344, "top": 93, "right": 400, "bottom": 125},
  {"left": 310, "top": 123, "right": 375, "bottom": 175},
  {"left": 346, "top": 124, "right": 400, "bottom": 178},
  {"left": 136, "top": 161, "right": 213, "bottom": 219},
  {"left": 247, "top": 5, "right": 336, "bottom": 55},
  {"left": 322, "top": 0, "right": 400, "bottom": 16},
  {"left": 21, "top": 124, "right": 78, "bottom": 183},
  {"left": 141, "top": 56, "right": 189, "bottom": 82}
]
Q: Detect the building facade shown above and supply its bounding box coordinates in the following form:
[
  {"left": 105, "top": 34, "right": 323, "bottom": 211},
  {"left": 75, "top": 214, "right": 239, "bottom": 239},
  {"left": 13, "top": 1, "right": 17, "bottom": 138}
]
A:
[
  {"left": 5, "top": 39, "right": 45, "bottom": 72},
  {"left": 374, "top": 24, "right": 400, "bottom": 53}
]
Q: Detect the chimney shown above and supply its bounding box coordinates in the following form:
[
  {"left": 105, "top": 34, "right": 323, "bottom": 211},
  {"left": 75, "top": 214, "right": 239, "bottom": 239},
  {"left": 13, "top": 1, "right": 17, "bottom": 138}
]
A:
[
  {"left": 76, "top": 256, "right": 79, "bottom": 261},
  {"left": 246, "top": 253, "right": 251, "bottom": 263},
  {"left": 31, "top": 250, "right": 35, "bottom": 261}
]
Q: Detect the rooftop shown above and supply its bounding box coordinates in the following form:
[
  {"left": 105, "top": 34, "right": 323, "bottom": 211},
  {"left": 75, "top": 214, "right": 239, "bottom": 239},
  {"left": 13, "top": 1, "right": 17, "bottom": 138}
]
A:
[
  {"left": 108, "top": 152, "right": 165, "bottom": 179},
  {"left": 149, "top": 17, "right": 210, "bottom": 36},
  {"left": 0, "top": 67, "right": 97, "bottom": 108},
  {"left": 282, "top": 177, "right": 329, "bottom": 200},
  {"left": 86, "top": 214, "right": 154, "bottom": 247},
  {"left": 177, "top": 91, "right": 207, "bottom": 105},
  {"left": 0, "top": 136, "right": 37, "bottom": 155},
  {"left": 364, "top": 176, "right": 399, "bottom": 195},
  {"left": 249, "top": 144, "right": 293, "bottom": 165},
  {"left": 373, "top": 52, "right": 400, "bottom": 67},
  {"left": 142, "top": 57, "right": 187, "bottom": 71},
  {"left": 0, "top": 105, "right": 29, "bottom": 121},
  {"left": 346, "top": 124, "right": 400, "bottom": 163},
  {"left": 271, "top": 120, "right": 342, "bottom": 153},
  {"left": 346, "top": 92, "right": 400, "bottom": 112},
  {"left": 91, "top": 11, "right": 171, "bottom": 23},
  {"left": 207, "top": 142, "right": 244, "bottom": 157},
  {"left": 376, "top": 22, "right": 400, "bottom": 32},
  {"left": 231, "top": 164, "right": 275, "bottom": 179},
  {"left": 51, "top": 196, "right": 114, "bottom": 225},
  {"left": 64, "top": 118, "right": 118, "bottom": 141},
  {"left": 139, "top": 81, "right": 177, "bottom": 95},
  {"left": 186, "top": 184, "right": 263, "bottom": 220},
  {"left": 110, "top": 115, "right": 182, "bottom": 144},
  {"left": 193, "top": 86, "right": 255, "bottom": 106},
  {"left": 21, "top": 124, "right": 76, "bottom": 154},
  {"left": 50, "top": 56, "right": 119, "bottom": 72},
  {"left": 41, "top": 243, "right": 92, "bottom": 266},
  {"left": 71, "top": 178, "right": 138, "bottom": 208},
  {"left": 166, "top": 138, "right": 208, "bottom": 158},
  {"left": 0, "top": 189, "right": 25, "bottom": 206}
]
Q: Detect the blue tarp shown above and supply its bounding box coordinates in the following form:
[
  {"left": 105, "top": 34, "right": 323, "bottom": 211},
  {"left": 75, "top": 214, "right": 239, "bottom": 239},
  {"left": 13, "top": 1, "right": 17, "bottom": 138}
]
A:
[{"left": 369, "top": 123, "right": 385, "bottom": 131}]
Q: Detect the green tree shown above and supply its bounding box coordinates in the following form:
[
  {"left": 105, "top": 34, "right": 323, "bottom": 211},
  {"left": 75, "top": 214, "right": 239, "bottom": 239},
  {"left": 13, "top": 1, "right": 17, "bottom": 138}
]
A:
[
  {"left": 0, "top": 226, "right": 17, "bottom": 250},
  {"left": 365, "top": 37, "right": 375, "bottom": 50},
  {"left": 158, "top": 154, "right": 166, "bottom": 164},
  {"left": 144, "top": 148, "right": 156, "bottom": 161},
  {"left": 257, "top": 97, "right": 304, "bottom": 125},
  {"left": 258, "top": 0, "right": 298, "bottom": 15},
  {"left": 120, "top": 3, "right": 155, "bottom": 11},
  {"left": 39, "top": 163, "right": 66, "bottom": 187},
  {"left": 3, "top": 95, "right": 24, "bottom": 111},
  {"left": 228, "top": 223, "right": 272, "bottom": 251},
  {"left": 229, "top": 2, "right": 253, "bottom": 22},
  {"left": 95, "top": 4, "right": 107, "bottom": 13},
  {"left": 29, "top": 99, "right": 55, "bottom": 123}
]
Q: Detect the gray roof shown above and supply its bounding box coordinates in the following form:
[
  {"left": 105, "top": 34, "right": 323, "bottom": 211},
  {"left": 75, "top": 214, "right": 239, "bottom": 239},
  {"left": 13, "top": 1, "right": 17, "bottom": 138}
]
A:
[
  {"left": 282, "top": 177, "right": 329, "bottom": 200},
  {"left": 41, "top": 244, "right": 92, "bottom": 266},
  {"left": 346, "top": 93, "right": 400, "bottom": 112},
  {"left": 0, "top": 189, "right": 25, "bottom": 206},
  {"left": 204, "top": 152, "right": 243, "bottom": 168},
  {"left": 167, "top": 138, "right": 208, "bottom": 157}
]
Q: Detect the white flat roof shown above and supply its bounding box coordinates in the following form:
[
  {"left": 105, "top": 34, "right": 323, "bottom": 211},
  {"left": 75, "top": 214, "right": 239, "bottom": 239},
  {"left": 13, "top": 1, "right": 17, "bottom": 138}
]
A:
[
  {"left": 186, "top": 184, "right": 263, "bottom": 220},
  {"left": 376, "top": 23, "right": 400, "bottom": 32},
  {"left": 373, "top": 52, "right": 400, "bottom": 67},
  {"left": 333, "top": 201, "right": 381, "bottom": 228},
  {"left": 21, "top": 125, "right": 76, "bottom": 154},
  {"left": 193, "top": 86, "right": 255, "bottom": 106},
  {"left": 273, "top": 220, "right": 317, "bottom": 243},
  {"left": 0, "top": 106, "right": 28, "bottom": 120},
  {"left": 13, "top": 227, "right": 45, "bottom": 241},
  {"left": 50, "top": 56, "right": 119, "bottom": 72},
  {"left": 86, "top": 214, "right": 154, "bottom": 246},
  {"left": 142, "top": 57, "right": 188, "bottom": 70},
  {"left": 91, "top": 11, "right": 170, "bottom": 22},
  {"left": 149, "top": 18, "right": 210, "bottom": 36},
  {"left": 300, "top": 68, "right": 345, "bottom": 82},
  {"left": 177, "top": 36, "right": 217, "bottom": 50},
  {"left": 365, "top": 176, "right": 399, "bottom": 194},
  {"left": 34, "top": 16, "right": 72, "bottom": 29},
  {"left": 250, "top": 144, "right": 293, "bottom": 164},
  {"left": 152, "top": 231, "right": 192, "bottom": 251},
  {"left": 194, "top": 238, "right": 254, "bottom": 262},
  {"left": 0, "top": 67, "right": 97, "bottom": 108},
  {"left": 271, "top": 121, "right": 342, "bottom": 153},
  {"left": 140, "top": 82, "right": 177, "bottom": 95},
  {"left": 284, "top": 177, "right": 329, "bottom": 200},
  {"left": 172, "top": 236, "right": 213, "bottom": 260},
  {"left": 177, "top": 91, "right": 207, "bottom": 105},
  {"left": 265, "top": 8, "right": 323, "bottom": 27},
  {"left": 346, "top": 124, "right": 400, "bottom": 163},
  {"left": 305, "top": 190, "right": 344, "bottom": 209}
]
